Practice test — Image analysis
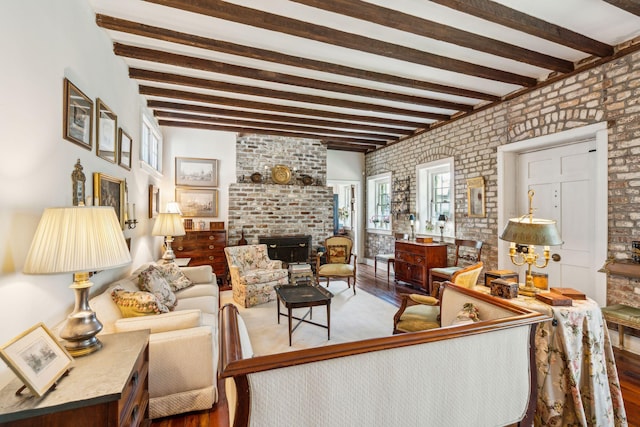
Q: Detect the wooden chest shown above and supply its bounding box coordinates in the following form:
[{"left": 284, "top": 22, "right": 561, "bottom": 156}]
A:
[
  {"left": 174, "top": 230, "right": 227, "bottom": 284},
  {"left": 394, "top": 240, "right": 447, "bottom": 293}
]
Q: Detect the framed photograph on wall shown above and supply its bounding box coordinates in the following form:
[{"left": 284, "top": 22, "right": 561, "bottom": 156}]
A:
[
  {"left": 118, "top": 128, "right": 132, "bottom": 170},
  {"left": 175, "top": 157, "right": 218, "bottom": 187},
  {"left": 63, "top": 78, "right": 93, "bottom": 150},
  {"left": 149, "top": 184, "right": 160, "bottom": 219},
  {"left": 0, "top": 323, "right": 73, "bottom": 397},
  {"left": 96, "top": 98, "right": 117, "bottom": 164},
  {"left": 176, "top": 187, "right": 218, "bottom": 217},
  {"left": 467, "top": 177, "right": 485, "bottom": 218},
  {"left": 93, "top": 172, "right": 125, "bottom": 228}
]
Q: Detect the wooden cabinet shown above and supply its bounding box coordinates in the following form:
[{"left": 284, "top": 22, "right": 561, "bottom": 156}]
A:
[
  {"left": 174, "top": 229, "right": 227, "bottom": 284},
  {"left": 0, "top": 330, "right": 150, "bottom": 427},
  {"left": 395, "top": 240, "right": 447, "bottom": 293}
]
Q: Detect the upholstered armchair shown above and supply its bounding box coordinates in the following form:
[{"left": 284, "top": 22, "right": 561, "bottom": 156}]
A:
[
  {"left": 316, "top": 236, "right": 357, "bottom": 294},
  {"left": 393, "top": 261, "right": 483, "bottom": 333},
  {"left": 224, "top": 244, "right": 289, "bottom": 308}
]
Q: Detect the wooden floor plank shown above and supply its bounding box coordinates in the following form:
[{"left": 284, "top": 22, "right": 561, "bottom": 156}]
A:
[{"left": 152, "top": 263, "right": 640, "bottom": 426}]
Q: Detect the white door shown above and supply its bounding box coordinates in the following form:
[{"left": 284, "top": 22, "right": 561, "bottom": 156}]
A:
[{"left": 517, "top": 140, "right": 597, "bottom": 297}]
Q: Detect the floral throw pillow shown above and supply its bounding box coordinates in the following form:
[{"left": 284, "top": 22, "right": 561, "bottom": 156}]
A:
[
  {"left": 138, "top": 266, "right": 177, "bottom": 311},
  {"left": 111, "top": 286, "right": 167, "bottom": 317},
  {"left": 451, "top": 302, "right": 481, "bottom": 326},
  {"left": 155, "top": 262, "right": 193, "bottom": 292}
]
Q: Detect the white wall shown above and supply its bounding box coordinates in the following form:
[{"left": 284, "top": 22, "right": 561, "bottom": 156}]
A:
[
  {"left": 0, "top": 1, "right": 159, "bottom": 384},
  {"left": 160, "top": 127, "right": 237, "bottom": 227},
  {"left": 327, "top": 151, "right": 364, "bottom": 181}
]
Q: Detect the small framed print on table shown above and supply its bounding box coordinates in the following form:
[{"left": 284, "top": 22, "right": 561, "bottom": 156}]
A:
[
  {"left": 0, "top": 323, "right": 73, "bottom": 397},
  {"left": 176, "top": 157, "right": 218, "bottom": 187},
  {"left": 118, "top": 128, "right": 132, "bottom": 170},
  {"left": 63, "top": 78, "right": 93, "bottom": 150},
  {"left": 96, "top": 98, "right": 117, "bottom": 164},
  {"left": 176, "top": 187, "right": 218, "bottom": 217},
  {"left": 467, "top": 176, "right": 485, "bottom": 218}
]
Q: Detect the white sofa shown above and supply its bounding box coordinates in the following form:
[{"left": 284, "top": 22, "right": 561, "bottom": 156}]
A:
[
  {"left": 89, "top": 263, "right": 219, "bottom": 419},
  {"left": 220, "top": 283, "right": 548, "bottom": 427}
]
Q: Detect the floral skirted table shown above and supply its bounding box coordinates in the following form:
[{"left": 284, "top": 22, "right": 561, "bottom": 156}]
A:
[{"left": 475, "top": 287, "right": 627, "bottom": 426}]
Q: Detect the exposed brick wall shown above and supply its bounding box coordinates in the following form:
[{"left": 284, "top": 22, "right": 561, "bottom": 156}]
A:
[
  {"left": 229, "top": 134, "right": 334, "bottom": 249},
  {"left": 366, "top": 49, "right": 640, "bottom": 306}
]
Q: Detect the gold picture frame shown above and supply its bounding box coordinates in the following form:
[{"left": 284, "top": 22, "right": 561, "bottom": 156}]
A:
[
  {"left": 118, "top": 128, "right": 132, "bottom": 170},
  {"left": 149, "top": 184, "right": 160, "bottom": 219},
  {"left": 63, "top": 78, "right": 93, "bottom": 150},
  {"left": 175, "top": 157, "right": 218, "bottom": 187},
  {"left": 467, "top": 177, "right": 485, "bottom": 218},
  {"left": 0, "top": 323, "right": 73, "bottom": 397},
  {"left": 176, "top": 187, "right": 218, "bottom": 217},
  {"left": 96, "top": 98, "right": 117, "bottom": 164},
  {"left": 94, "top": 172, "right": 125, "bottom": 228}
]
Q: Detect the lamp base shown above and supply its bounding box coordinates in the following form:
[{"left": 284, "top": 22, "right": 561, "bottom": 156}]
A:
[
  {"left": 63, "top": 336, "right": 103, "bottom": 357},
  {"left": 518, "top": 285, "right": 540, "bottom": 297}
]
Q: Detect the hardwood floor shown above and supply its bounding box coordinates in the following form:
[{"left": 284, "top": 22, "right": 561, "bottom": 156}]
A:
[{"left": 151, "top": 263, "right": 640, "bottom": 427}]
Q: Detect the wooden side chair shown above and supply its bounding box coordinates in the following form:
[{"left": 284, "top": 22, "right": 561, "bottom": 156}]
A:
[
  {"left": 393, "top": 262, "right": 484, "bottom": 334},
  {"left": 317, "top": 236, "right": 357, "bottom": 294},
  {"left": 374, "top": 233, "right": 408, "bottom": 287},
  {"left": 428, "top": 239, "right": 483, "bottom": 292}
]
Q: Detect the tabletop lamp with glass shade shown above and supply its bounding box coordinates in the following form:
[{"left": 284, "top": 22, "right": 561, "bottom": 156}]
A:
[
  {"left": 23, "top": 206, "right": 132, "bottom": 356},
  {"left": 499, "top": 190, "right": 563, "bottom": 297},
  {"left": 438, "top": 214, "right": 447, "bottom": 242},
  {"left": 153, "top": 212, "right": 186, "bottom": 263}
]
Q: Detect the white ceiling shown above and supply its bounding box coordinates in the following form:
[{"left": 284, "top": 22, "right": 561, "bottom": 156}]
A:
[{"left": 88, "top": 0, "right": 640, "bottom": 152}]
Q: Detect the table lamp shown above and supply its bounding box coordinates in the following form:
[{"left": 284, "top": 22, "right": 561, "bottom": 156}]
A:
[
  {"left": 499, "top": 190, "right": 563, "bottom": 297},
  {"left": 153, "top": 212, "right": 186, "bottom": 263},
  {"left": 409, "top": 214, "right": 416, "bottom": 240},
  {"left": 438, "top": 214, "right": 447, "bottom": 242},
  {"left": 23, "top": 206, "right": 132, "bottom": 356}
]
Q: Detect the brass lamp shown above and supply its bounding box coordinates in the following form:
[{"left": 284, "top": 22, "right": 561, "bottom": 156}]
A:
[
  {"left": 499, "top": 190, "right": 563, "bottom": 297},
  {"left": 152, "top": 212, "right": 186, "bottom": 263},
  {"left": 23, "top": 206, "right": 132, "bottom": 356}
]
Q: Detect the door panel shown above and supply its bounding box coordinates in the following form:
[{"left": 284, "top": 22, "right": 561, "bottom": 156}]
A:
[{"left": 517, "top": 142, "right": 595, "bottom": 297}]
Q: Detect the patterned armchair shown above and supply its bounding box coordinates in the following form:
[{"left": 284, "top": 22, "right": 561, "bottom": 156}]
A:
[{"left": 224, "top": 244, "right": 289, "bottom": 308}]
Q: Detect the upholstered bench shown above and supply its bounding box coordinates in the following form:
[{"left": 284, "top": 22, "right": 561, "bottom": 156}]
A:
[{"left": 601, "top": 304, "right": 640, "bottom": 348}]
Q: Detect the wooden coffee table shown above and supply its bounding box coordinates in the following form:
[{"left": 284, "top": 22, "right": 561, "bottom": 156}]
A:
[{"left": 275, "top": 284, "right": 333, "bottom": 346}]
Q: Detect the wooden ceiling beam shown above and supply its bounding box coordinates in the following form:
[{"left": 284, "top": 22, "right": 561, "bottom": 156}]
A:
[
  {"left": 431, "top": 0, "right": 614, "bottom": 58},
  {"left": 323, "top": 142, "right": 374, "bottom": 153},
  {"left": 147, "top": 100, "right": 412, "bottom": 135},
  {"left": 96, "top": 14, "right": 499, "bottom": 102},
  {"left": 129, "top": 68, "right": 453, "bottom": 120},
  {"left": 141, "top": 86, "right": 430, "bottom": 128},
  {"left": 154, "top": 110, "right": 398, "bottom": 141},
  {"left": 290, "top": 0, "right": 573, "bottom": 73},
  {"left": 603, "top": 0, "right": 640, "bottom": 17},
  {"left": 144, "top": 0, "right": 537, "bottom": 86},
  {"left": 157, "top": 119, "right": 386, "bottom": 146}
]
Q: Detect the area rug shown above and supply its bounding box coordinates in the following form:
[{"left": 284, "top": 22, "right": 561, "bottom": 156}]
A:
[{"left": 220, "top": 283, "right": 397, "bottom": 356}]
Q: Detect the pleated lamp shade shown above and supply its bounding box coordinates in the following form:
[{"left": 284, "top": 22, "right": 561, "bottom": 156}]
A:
[
  {"left": 24, "top": 206, "right": 131, "bottom": 274},
  {"left": 152, "top": 213, "right": 186, "bottom": 237}
]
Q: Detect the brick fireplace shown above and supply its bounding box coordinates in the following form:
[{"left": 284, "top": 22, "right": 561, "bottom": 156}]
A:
[{"left": 227, "top": 134, "right": 334, "bottom": 249}]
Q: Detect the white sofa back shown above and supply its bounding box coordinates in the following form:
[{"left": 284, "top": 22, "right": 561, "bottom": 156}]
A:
[{"left": 220, "top": 283, "right": 548, "bottom": 427}]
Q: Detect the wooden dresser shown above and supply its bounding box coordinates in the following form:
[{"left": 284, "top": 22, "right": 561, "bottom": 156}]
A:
[
  {"left": 174, "top": 229, "right": 227, "bottom": 284},
  {"left": 395, "top": 240, "right": 448, "bottom": 293},
  {"left": 0, "top": 330, "right": 150, "bottom": 427}
]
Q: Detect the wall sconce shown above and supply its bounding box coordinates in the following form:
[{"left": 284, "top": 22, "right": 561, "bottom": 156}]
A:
[
  {"left": 124, "top": 203, "right": 137, "bottom": 229},
  {"left": 438, "top": 214, "right": 447, "bottom": 242},
  {"left": 499, "top": 190, "right": 563, "bottom": 297}
]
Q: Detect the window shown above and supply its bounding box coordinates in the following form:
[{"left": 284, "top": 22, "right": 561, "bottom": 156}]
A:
[
  {"left": 141, "top": 112, "right": 162, "bottom": 173},
  {"left": 367, "top": 172, "right": 392, "bottom": 233},
  {"left": 416, "top": 158, "right": 454, "bottom": 237}
]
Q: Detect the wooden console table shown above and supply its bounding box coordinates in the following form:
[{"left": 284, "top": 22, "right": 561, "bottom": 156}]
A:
[
  {"left": 394, "top": 240, "right": 447, "bottom": 293},
  {"left": 0, "top": 330, "right": 150, "bottom": 427}
]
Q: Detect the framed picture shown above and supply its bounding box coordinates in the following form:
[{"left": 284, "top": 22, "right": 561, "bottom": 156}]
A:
[
  {"left": 176, "top": 187, "right": 218, "bottom": 217},
  {"left": 118, "top": 128, "right": 132, "bottom": 170},
  {"left": 467, "top": 177, "right": 485, "bottom": 218},
  {"left": 93, "top": 172, "right": 125, "bottom": 228},
  {"left": 0, "top": 323, "right": 73, "bottom": 397},
  {"left": 176, "top": 157, "right": 218, "bottom": 187},
  {"left": 96, "top": 98, "right": 117, "bottom": 164},
  {"left": 63, "top": 78, "right": 93, "bottom": 150},
  {"left": 149, "top": 184, "right": 160, "bottom": 219}
]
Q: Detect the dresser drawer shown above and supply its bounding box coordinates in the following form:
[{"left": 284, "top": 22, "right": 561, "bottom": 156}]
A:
[{"left": 119, "top": 342, "right": 149, "bottom": 426}]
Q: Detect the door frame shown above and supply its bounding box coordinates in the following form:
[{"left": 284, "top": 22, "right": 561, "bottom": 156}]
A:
[
  {"left": 497, "top": 122, "right": 608, "bottom": 305},
  {"left": 327, "top": 179, "right": 362, "bottom": 258}
]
